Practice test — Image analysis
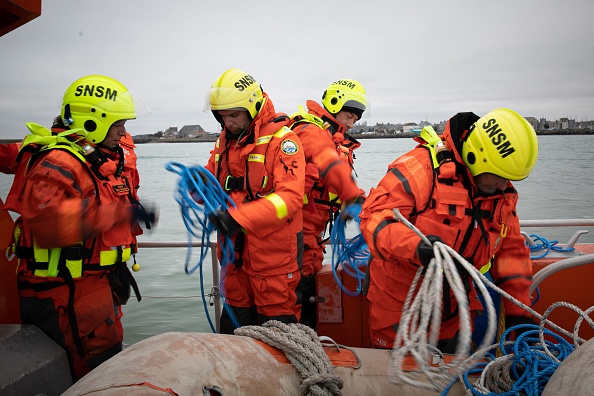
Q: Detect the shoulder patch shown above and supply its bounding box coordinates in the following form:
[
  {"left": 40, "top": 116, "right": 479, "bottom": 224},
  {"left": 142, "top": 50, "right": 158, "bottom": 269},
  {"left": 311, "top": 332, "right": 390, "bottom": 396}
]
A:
[{"left": 280, "top": 139, "right": 299, "bottom": 155}]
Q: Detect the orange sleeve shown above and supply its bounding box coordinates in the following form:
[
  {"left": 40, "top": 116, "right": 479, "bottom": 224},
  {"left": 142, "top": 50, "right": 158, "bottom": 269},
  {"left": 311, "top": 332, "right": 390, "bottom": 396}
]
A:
[
  {"left": 359, "top": 158, "right": 432, "bottom": 266},
  {"left": 294, "top": 123, "right": 361, "bottom": 202},
  {"left": 490, "top": 209, "right": 533, "bottom": 317},
  {"left": 0, "top": 142, "right": 21, "bottom": 174},
  {"left": 19, "top": 151, "right": 130, "bottom": 248},
  {"left": 230, "top": 130, "right": 305, "bottom": 238}
]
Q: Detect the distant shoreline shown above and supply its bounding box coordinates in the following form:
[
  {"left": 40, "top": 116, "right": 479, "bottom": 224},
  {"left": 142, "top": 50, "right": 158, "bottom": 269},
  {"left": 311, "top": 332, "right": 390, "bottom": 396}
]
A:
[{"left": 1, "top": 129, "right": 593, "bottom": 145}]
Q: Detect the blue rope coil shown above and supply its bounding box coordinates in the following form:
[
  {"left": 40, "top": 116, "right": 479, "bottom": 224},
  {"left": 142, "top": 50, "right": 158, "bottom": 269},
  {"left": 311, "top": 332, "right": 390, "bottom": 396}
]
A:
[
  {"left": 527, "top": 233, "right": 575, "bottom": 260},
  {"left": 442, "top": 324, "right": 575, "bottom": 396},
  {"left": 165, "top": 162, "right": 239, "bottom": 332},
  {"left": 330, "top": 209, "right": 370, "bottom": 297}
]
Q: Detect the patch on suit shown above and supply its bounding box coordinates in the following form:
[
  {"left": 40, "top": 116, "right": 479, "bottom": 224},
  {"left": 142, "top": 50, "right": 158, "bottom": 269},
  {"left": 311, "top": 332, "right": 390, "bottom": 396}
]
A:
[{"left": 280, "top": 139, "right": 298, "bottom": 155}]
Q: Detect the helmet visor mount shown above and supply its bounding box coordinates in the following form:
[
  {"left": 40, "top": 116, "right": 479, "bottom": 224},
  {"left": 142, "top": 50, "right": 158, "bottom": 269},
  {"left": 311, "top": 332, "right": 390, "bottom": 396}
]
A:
[
  {"left": 340, "top": 97, "right": 371, "bottom": 121},
  {"left": 322, "top": 80, "right": 369, "bottom": 121}
]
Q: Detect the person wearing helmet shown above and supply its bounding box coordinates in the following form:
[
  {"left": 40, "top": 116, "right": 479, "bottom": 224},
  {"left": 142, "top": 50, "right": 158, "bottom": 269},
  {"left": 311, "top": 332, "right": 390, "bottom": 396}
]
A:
[
  {"left": 289, "top": 79, "right": 367, "bottom": 330},
  {"left": 5, "top": 75, "right": 156, "bottom": 381},
  {"left": 359, "top": 108, "right": 538, "bottom": 351},
  {"left": 204, "top": 68, "right": 306, "bottom": 334}
]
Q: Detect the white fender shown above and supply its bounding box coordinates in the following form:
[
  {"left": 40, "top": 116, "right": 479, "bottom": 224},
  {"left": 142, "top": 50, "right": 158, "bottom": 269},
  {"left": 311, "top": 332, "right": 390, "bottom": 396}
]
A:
[
  {"left": 63, "top": 332, "right": 470, "bottom": 395},
  {"left": 543, "top": 336, "right": 594, "bottom": 395}
]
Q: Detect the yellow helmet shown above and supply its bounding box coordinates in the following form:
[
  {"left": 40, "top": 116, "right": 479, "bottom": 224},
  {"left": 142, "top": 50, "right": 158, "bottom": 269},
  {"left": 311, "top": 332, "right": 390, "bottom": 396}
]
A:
[
  {"left": 321, "top": 79, "right": 367, "bottom": 120},
  {"left": 207, "top": 68, "right": 264, "bottom": 119},
  {"left": 60, "top": 75, "right": 136, "bottom": 144},
  {"left": 462, "top": 108, "right": 538, "bottom": 181}
]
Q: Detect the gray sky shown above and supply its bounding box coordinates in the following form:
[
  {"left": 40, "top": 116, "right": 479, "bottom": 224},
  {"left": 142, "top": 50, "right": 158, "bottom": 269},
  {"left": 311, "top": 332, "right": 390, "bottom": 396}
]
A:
[{"left": 1, "top": 0, "right": 593, "bottom": 138}]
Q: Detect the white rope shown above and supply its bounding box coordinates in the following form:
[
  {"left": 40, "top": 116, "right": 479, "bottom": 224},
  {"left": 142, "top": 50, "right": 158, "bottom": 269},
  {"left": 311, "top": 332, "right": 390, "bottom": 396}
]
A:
[
  {"left": 387, "top": 208, "right": 594, "bottom": 392},
  {"left": 235, "top": 321, "right": 343, "bottom": 396}
]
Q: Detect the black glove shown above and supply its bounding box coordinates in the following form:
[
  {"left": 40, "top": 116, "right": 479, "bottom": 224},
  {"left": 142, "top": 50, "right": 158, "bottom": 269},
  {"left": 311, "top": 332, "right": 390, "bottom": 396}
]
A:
[
  {"left": 416, "top": 235, "right": 443, "bottom": 266},
  {"left": 505, "top": 315, "right": 537, "bottom": 339},
  {"left": 209, "top": 210, "right": 241, "bottom": 236},
  {"left": 132, "top": 204, "right": 158, "bottom": 230}
]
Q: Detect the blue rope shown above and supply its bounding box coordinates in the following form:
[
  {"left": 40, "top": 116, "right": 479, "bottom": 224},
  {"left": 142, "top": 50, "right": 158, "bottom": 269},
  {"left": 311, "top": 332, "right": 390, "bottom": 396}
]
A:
[
  {"left": 330, "top": 211, "right": 370, "bottom": 297},
  {"left": 165, "top": 162, "right": 240, "bottom": 332},
  {"left": 527, "top": 233, "right": 575, "bottom": 260},
  {"left": 442, "top": 325, "right": 575, "bottom": 396}
]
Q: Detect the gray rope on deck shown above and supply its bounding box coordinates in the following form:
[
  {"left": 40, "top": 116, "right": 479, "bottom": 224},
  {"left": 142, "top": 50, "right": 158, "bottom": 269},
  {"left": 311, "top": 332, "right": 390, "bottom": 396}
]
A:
[{"left": 235, "top": 320, "right": 343, "bottom": 396}]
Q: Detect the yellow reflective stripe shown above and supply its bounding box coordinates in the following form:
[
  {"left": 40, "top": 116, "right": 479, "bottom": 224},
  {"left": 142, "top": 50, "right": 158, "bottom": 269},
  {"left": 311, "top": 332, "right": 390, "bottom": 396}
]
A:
[
  {"left": 479, "top": 258, "right": 493, "bottom": 274},
  {"left": 273, "top": 126, "right": 291, "bottom": 138},
  {"left": 33, "top": 245, "right": 48, "bottom": 262},
  {"left": 214, "top": 153, "right": 220, "bottom": 163},
  {"left": 248, "top": 154, "right": 265, "bottom": 163},
  {"left": 303, "top": 194, "right": 308, "bottom": 204},
  {"left": 66, "top": 260, "right": 82, "bottom": 278},
  {"left": 33, "top": 243, "right": 51, "bottom": 277},
  {"left": 328, "top": 192, "right": 340, "bottom": 204},
  {"left": 265, "top": 193, "right": 288, "bottom": 219},
  {"left": 100, "top": 248, "right": 131, "bottom": 266},
  {"left": 47, "top": 248, "right": 61, "bottom": 277},
  {"left": 257, "top": 136, "right": 272, "bottom": 145}
]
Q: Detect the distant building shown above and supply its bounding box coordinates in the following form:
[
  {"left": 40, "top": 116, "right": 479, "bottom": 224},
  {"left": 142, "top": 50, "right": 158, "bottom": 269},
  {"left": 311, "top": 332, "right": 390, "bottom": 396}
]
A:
[
  {"left": 559, "top": 118, "right": 569, "bottom": 130},
  {"left": 178, "top": 124, "right": 206, "bottom": 138},
  {"left": 164, "top": 126, "right": 178, "bottom": 138},
  {"left": 402, "top": 122, "right": 420, "bottom": 134}
]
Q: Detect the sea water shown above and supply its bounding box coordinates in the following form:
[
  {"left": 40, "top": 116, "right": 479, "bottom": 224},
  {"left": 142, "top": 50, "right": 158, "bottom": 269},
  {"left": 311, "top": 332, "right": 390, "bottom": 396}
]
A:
[{"left": 1, "top": 135, "right": 593, "bottom": 344}]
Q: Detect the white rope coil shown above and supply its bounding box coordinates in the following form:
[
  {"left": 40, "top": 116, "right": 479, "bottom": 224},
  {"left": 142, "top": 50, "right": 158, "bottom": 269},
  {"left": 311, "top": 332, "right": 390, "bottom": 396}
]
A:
[
  {"left": 235, "top": 321, "right": 343, "bottom": 396},
  {"left": 388, "top": 208, "right": 594, "bottom": 393}
]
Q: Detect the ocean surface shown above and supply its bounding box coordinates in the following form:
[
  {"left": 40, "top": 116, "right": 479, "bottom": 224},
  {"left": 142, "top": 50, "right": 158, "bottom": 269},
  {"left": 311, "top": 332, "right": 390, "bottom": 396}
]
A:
[{"left": 1, "top": 135, "right": 593, "bottom": 344}]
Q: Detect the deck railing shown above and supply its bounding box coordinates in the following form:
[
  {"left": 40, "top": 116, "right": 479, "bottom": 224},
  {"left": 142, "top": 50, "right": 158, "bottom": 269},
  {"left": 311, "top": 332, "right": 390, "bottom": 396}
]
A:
[{"left": 137, "top": 219, "right": 594, "bottom": 333}]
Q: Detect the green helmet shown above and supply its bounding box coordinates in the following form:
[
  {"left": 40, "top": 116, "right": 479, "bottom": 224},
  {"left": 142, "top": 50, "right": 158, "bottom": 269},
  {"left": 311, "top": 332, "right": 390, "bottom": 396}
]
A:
[
  {"left": 322, "top": 79, "right": 367, "bottom": 120},
  {"left": 60, "top": 75, "right": 136, "bottom": 144},
  {"left": 462, "top": 108, "right": 538, "bottom": 181}
]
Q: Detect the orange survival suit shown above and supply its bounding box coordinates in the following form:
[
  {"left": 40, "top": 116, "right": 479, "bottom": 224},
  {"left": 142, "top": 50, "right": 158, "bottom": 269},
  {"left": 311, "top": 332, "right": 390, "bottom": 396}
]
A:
[
  {"left": 360, "top": 112, "right": 533, "bottom": 351},
  {"left": 290, "top": 100, "right": 363, "bottom": 329},
  {"left": 205, "top": 93, "right": 306, "bottom": 333},
  {"left": 5, "top": 124, "right": 142, "bottom": 381}
]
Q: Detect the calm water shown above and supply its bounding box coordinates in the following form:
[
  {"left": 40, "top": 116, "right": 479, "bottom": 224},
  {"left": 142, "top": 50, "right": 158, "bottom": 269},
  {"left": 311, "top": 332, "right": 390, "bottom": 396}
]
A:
[{"left": 1, "top": 135, "right": 593, "bottom": 344}]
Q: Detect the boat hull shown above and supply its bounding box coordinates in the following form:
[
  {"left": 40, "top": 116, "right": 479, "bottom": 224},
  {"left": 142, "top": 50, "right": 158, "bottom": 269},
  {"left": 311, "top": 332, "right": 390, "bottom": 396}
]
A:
[{"left": 62, "top": 331, "right": 469, "bottom": 396}]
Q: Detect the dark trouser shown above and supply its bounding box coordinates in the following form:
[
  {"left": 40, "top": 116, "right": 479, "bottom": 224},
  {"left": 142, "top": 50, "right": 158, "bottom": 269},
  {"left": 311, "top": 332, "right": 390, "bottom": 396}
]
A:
[{"left": 298, "top": 274, "right": 317, "bottom": 330}]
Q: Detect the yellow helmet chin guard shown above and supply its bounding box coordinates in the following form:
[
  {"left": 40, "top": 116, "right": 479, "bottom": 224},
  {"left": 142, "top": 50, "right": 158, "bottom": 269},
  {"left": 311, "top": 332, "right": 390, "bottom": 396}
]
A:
[
  {"left": 61, "top": 75, "right": 136, "bottom": 144},
  {"left": 207, "top": 68, "right": 264, "bottom": 119},
  {"left": 462, "top": 108, "right": 538, "bottom": 181},
  {"left": 322, "top": 79, "right": 367, "bottom": 120}
]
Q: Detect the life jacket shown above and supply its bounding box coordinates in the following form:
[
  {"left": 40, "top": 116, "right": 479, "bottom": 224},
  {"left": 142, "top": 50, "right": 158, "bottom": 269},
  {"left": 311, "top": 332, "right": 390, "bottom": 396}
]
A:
[
  {"left": 212, "top": 116, "right": 291, "bottom": 202},
  {"left": 207, "top": 98, "right": 305, "bottom": 276},
  {"left": 406, "top": 125, "right": 513, "bottom": 268},
  {"left": 363, "top": 118, "right": 531, "bottom": 323},
  {"left": 7, "top": 123, "right": 139, "bottom": 280}
]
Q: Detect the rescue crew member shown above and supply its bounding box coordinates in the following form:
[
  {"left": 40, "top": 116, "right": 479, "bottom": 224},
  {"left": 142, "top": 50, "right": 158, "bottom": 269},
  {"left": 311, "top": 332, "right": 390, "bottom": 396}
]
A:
[
  {"left": 5, "top": 75, "right": 157, "bottom": 381},
  {"left": 289, "top": 79, "right": 367, "bottom": 329},
  {"left": 204, "top": 68, "right": 306, "bottom": 334},
  {"left": 359, "top": 108, "right": 538, "bottom": 352}
]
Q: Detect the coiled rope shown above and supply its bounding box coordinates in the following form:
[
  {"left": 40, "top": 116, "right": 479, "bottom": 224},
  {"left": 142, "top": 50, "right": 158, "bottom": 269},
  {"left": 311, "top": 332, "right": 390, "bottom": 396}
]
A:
[
  {"left": 235, "top": 320, "right": 343, "bottom": 396},
  {"left": 445, "top": 301, "right": 594, "bottom": 396},
  {"left": 165, "top": 162, "right": 239, "bottom": 332},
  {"left": 330, "top": 209, "right": 370, "bottom": 297},
  {"left": 527, "top": 233, "right": 575, "bottom": 260},
  {"left": 388, "top": 208, "right": 594, "bottom": 393}
]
